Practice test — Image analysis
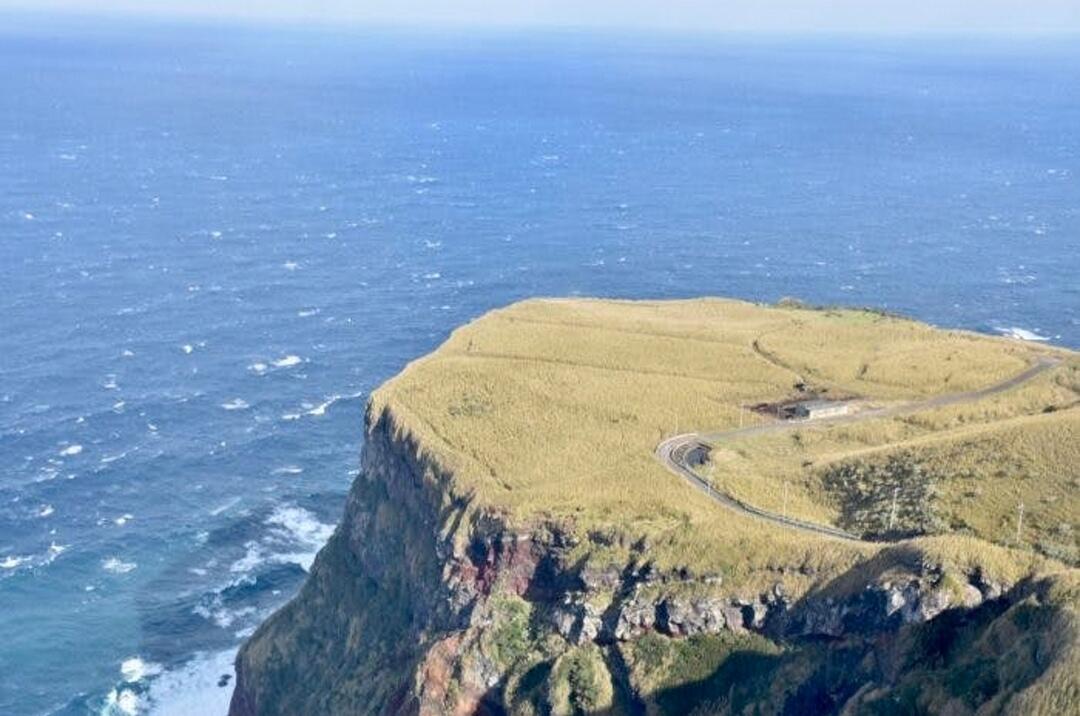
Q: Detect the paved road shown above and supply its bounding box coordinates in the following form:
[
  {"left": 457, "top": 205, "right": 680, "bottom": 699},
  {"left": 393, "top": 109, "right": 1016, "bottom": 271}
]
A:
[{"left": 655, "top": 356, "right": 1062, "bottom": 542}]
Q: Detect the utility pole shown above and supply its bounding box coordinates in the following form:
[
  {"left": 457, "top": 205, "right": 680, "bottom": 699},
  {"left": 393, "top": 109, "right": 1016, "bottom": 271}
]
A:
[
  {"left": 888, "top": 486, "right": 900, "bottom": 531},
  {"left": 782, "top": 480, "right": 789, "bottom": 520},
  {"left": 1016, "top": 502, "right": 1025, "bottom": 543}
]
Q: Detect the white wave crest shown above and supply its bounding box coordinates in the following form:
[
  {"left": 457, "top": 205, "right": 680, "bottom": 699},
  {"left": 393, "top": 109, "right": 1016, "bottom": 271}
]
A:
[
  {"left": 121, "top": 657, "right": 162, "bottom": 683},
  {"left": 272, "top": 355, "right": 302, "bottom": 368},
  {"left": 209, "top": 498, "right": 241, "bottom": 516},
  {"left": 228, "top": 504, "right": 335, "bottom": 575},
  {"left": 101, "top": 450, "right": 129, "bottom": 464},
  {"left": 102, "top": 686, "right": 140, "bottom": 715},
  {"left": 306, "top": 397, "right": 336, "bottom": 416},
  {"left": 1, "top": 555, "right": 29, "bottom": 570},
  {"left": 2, "top": 542, "right": 67, "bottom": 574},
  {"left": 310, "top": 390, "right": 362, "bottom": 416},
  {"left": 103, "top": 557, "right": 138, "bottom": 574}
]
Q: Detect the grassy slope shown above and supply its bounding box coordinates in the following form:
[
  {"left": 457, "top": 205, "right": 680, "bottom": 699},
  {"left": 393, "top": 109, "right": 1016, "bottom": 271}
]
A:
[
  {"left": 709, "top": 371, "right": 1079, "bottom": 561},
  {"left": 370, "top": 297, "right": 1075, "bottom": 591}
]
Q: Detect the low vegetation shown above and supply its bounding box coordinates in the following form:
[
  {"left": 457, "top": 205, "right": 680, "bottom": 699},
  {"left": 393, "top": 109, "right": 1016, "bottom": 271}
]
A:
[
  {"left": 621, "top": 631, "right": 782, "bottom": 712},
  {"left": 548, "top": 645, "right": 613, "bottom": 714},
  {"left": 484, "top": 595, "right": 533, "bottom": 669},
  {"left": 821, "top": 451, "right": 946, "bottom": 539}
]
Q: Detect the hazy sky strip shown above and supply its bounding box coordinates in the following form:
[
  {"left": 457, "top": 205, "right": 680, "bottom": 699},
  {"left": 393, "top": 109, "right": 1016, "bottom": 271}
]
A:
[{"left": 3, "top": 0, "right": 1080, "bottom": 33}]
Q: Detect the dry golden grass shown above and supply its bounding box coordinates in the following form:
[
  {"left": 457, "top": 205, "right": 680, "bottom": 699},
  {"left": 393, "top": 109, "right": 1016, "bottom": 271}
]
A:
[
  {"left": 752, "top": 307, "right": 1040, "bottom": 398},
  {"left": 816, "top": 411, "right": 1080, "bottom": 561},
  {"left": 708, "top": 374, "right": 1078, "bottom": 561},
  {"left": 370, "top": 297, "right": 1074, "bottom": 588}
]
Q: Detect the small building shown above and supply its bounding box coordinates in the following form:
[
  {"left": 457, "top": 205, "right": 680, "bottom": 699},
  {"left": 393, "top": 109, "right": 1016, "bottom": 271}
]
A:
[{"left": 788, "top": 399, "right": 849, "bottom": 420}]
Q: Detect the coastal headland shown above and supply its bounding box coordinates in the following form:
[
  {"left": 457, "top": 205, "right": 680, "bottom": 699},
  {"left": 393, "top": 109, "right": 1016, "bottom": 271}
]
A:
[{"left": 231, "top": 297, "right": 1079, "bottom": 715}]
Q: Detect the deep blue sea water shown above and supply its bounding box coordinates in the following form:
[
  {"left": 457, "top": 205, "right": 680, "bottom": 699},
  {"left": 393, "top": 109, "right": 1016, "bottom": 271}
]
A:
[{"left": 1, "top": 17, "right": 1077, "bottom": 715}]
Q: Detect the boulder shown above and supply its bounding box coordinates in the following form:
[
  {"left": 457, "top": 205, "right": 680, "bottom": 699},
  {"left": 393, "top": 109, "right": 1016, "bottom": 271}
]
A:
[{"left": 658, "top": 597, "right": 727, "bottom": 636}]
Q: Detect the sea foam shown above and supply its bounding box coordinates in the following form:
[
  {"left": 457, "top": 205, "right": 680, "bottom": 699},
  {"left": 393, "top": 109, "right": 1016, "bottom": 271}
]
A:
[
  {"left": 1, "top": 555, "right": 29, "bottom": 570},
  {"left": 996, "top": 326, "right": 1051, "bottom": 342},
  {"left": 121, "top": 657, "right": 162, "bottom": 683},
  {"left": 143, "top": 649, "right": 236, "bottom": 716},
  {"left": 227, "top": 504, "right": 335, "bottom": 575}
]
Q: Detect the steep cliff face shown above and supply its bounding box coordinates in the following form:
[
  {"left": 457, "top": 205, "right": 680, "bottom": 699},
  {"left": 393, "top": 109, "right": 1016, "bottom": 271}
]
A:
[
  {"left": 230, "top": 402, "right": 1078, "bottom": 715},
  {"left": 229, "top": 404, "right": 571, "bottom": 715}
]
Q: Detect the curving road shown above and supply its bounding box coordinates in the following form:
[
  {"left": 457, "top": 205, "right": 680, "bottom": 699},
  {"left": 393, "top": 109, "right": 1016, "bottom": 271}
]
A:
[{"left": 655, "top": 356, "right": 1062, "bottom": 542}]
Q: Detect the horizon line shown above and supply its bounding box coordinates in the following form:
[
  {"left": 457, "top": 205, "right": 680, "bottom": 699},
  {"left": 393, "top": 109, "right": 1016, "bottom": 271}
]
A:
[{"left": 3, "top": 7, "right": 1080, "bottom": 39}]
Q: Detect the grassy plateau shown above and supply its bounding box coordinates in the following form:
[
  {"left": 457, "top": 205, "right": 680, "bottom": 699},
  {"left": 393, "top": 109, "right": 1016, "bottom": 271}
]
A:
[{"left": 370, "top": 297, "right": 1078, "bottom": 593}]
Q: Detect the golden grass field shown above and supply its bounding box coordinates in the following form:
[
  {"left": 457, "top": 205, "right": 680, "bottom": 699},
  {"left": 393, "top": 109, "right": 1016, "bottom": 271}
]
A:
[{"left": 370, "top": 297, "right": 1078, "bottom": 592}]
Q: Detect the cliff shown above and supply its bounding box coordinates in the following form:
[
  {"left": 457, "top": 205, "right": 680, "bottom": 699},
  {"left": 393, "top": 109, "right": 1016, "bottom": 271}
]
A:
[{"left": 230, "top": 298, "right": 1079, "bottom": 715}]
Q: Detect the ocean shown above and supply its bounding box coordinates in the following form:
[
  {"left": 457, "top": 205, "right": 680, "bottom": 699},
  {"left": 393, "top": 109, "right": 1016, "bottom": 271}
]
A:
[{"left": 0, "top": 17, "right": 1077, "bottom": 715}]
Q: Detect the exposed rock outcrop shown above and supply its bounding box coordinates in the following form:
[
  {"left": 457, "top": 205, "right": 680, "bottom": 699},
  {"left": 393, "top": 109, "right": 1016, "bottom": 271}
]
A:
[{"left": 230, "top": 402, "right": 1076, "bottom": 715}]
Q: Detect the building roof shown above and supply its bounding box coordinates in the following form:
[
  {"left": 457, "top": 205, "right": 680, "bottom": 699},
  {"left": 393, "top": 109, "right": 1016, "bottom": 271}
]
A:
[{"left": 794, "top": 399, "right": 846, "bottom": 410}]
